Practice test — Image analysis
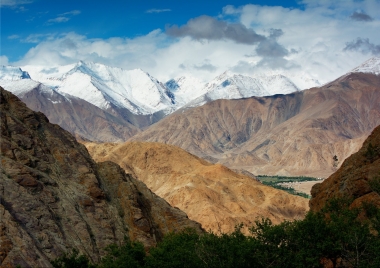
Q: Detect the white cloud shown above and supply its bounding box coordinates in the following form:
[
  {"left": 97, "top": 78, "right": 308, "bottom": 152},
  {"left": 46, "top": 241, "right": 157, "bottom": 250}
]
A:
[
  {"left": 146, "top": 8, "right": 171, "bottom": 13},
  {"left": 46, "top": 10, "right": 81, "bottom": 24},
  {"left": 0, "top": 0, "right": 32, "bottom": 7},
  {"left": 59, "top": 10, "right": 81, "bottom": 16},
  {"left": 46, "top": 16, "right": 70, "bottom": 24},
  {"left": 22, "top": 33, "right": 56, "bottom": 43},
  {"left": 10, "top": 0, "right": 380, "bottom": 84},
  {"left": 0, "top": 55, "right": 9, "bottom": 65},
  {"left": 8, "top": 34, "right": 20, "bottom": 39}
]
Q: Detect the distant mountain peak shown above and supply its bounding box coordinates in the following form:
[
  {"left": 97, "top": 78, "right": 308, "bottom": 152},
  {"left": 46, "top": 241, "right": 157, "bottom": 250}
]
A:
[
  {"left": 350, "top": 57, "right": 380, "bottom": 75},
  {"left": 0, "top": 65, "right": 31, "bottom": 80}
]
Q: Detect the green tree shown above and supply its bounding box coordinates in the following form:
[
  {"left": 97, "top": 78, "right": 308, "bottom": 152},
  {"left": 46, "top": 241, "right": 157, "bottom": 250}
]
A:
[
  {"left": 51, "top": 249, "right": 95, "bottom": 268},
  {"left": 98, "top": 239, "right": 146, "bottom": 268}
]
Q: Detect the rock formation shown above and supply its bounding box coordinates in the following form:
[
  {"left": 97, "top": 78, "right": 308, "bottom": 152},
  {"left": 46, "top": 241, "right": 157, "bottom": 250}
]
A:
[
  {"left": 310, "top": 124, "right": 380, "bottom": 211},
  {"left": 130, "top": 73, "right": 380, "bottom": 178},
  {"left": 85, "top": 141, "right": 309, "bottom": 234},
  {"left": 0, "top": 87, "right": 202, "bottom": 267}
]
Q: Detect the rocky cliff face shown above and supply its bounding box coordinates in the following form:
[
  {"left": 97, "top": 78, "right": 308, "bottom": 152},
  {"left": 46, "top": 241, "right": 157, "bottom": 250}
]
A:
[
  {"left": 0, "top": 87, "right": 202, "bottom": 267},
  {"left": 309, "top": 125, "right": 380, "bottom": 212},
  {"left": 85, "top": 141, "right": 309, "bottom": 234},
  {"left": 130, "top": 73, "right": 380, "bottom": 178}
]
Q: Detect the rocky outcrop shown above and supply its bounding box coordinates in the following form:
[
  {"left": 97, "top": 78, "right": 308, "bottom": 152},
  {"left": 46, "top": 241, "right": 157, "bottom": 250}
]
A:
[
  {"left": 130, "top": 73, "right": 380, "bottom": 178},
  {"left": 0, "top": 87, "right": 202, "bottom": 267},
  {"left": 85, "top": 141, "right": 309, "bottom": 234},
  {"left": 309, "top": 125, "right": 380, "bottom": 212}
]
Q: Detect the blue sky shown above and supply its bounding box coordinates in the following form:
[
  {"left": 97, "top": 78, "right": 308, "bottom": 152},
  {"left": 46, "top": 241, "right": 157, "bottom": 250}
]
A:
[
  {"left": 1, "top": 0, "right": 379, "bottom": 82},
  {"left": 1, "top": 0, "right": 299, "bottom": 61}
]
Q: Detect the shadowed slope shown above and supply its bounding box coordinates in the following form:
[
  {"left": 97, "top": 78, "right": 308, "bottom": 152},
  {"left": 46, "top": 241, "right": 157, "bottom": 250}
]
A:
[
  {"left": 0, "top": 87, "right": 202, "bottom": 267},
  {"left": 310, "top": 124, "right": 380, "bottom": 212}
]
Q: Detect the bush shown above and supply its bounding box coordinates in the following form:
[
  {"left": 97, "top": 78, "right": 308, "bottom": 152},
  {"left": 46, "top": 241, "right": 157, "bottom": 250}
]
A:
[{"left": 51, "top": 200, "right": 380, "bottom": 268}]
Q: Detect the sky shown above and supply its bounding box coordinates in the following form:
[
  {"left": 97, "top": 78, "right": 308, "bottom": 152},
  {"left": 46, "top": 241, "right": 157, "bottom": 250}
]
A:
[{"left": 1, "top": 0, "right": 380, "bottom": 83}]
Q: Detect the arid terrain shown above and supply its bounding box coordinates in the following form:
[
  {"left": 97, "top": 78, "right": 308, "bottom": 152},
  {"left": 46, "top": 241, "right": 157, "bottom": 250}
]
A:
[
  {"left": 130, "top": 73, "right": 380, "bottom": 178},
  {"left": 85, "top": 141, "right": 309, "bottom": 234},
  {"left": 310, "top": 124, "right": 380, "bottom": 211}
]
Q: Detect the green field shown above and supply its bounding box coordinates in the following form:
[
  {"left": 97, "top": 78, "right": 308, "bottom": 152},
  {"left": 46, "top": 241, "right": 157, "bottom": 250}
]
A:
[{"left": 257, "top": 175, "right": 319, "bottom": 199}]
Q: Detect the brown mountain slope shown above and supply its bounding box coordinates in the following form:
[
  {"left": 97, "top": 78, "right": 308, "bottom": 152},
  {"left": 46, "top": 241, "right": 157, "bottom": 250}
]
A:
[
  {"left": 0, "top": 88, "right": 202, "bottom": 267},
  {"left": 130, "top": 73, "right": 380, "bottom": 177},
  {"left": 6, "top": 83, "right": 140, "bottom": 142},
  {"left": 309, "top": 124, "right": 380, "bottom": 212},
  {"left": 85, "top": 141, "right": 309, "bottom": 234}
]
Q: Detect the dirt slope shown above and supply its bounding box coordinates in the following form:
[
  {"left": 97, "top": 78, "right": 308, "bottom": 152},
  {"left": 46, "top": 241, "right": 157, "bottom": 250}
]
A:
[{"left": 85, "top": 141, "right": 309, "bottom": 234}]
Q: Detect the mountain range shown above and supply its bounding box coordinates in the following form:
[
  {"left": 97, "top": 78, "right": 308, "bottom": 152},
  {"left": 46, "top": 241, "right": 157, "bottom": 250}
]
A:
[
  {"left": 131, "top": 71, "right": 380, "bottom": 178},
  {"left": 1, "top": 57, "right": 379, "bottom": 178},
  {"left": 0, "top": 60, "right": 321, "bottom": 134}
]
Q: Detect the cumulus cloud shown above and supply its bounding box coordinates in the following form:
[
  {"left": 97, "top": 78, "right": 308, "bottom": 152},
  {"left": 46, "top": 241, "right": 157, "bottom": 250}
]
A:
[
  {"left": 146, "top": 8, "right": 171, "bottom": 13},
  {"left": 9, "top": 1, "right": 380, "bottom": 85},
  {"left": 0, "top": 55, "right": 9, "bottom": 65},
  {"left": 166, "top": 15, "right": 265, "bottom": 45},
  {"left": 344, "top": 38, "right": 380, "bottom": 55}
]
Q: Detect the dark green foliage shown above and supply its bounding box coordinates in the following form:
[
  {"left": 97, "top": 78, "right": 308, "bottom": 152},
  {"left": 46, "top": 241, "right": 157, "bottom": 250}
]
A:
[
  {"left": 145, "top": 228, "right": 202, "bottom": 268},
  {"left": 51, "top": 249, "right": 95, "bottom": 268},
  {"left": 51, "top": 199, "right": 380, "bottom": 268},
  {"left": 97, "top": 239, "right": 146, "bottom": 268}
]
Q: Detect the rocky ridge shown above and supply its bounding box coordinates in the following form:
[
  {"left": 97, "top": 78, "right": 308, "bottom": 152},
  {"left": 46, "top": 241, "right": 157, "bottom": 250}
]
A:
[
  {"left": 0, "top": 87, "right": 202, "bottom": 267},
  {"left": 309, "top": 124, "right": 380, "bottom": 212}
]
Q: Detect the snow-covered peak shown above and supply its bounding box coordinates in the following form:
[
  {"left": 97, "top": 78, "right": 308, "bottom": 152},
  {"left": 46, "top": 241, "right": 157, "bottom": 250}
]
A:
[
  {"left": 53, "top": 61, "right": 175, "bottom": 115},
  {"left": 0, "top": 66, "right": 31, "bottom": 80},
  {"left": 350, "top": 57, "right": 380, "bottom": 75},
  {"left": 165, "top": 75, "right": 206, "bottom": 106}
]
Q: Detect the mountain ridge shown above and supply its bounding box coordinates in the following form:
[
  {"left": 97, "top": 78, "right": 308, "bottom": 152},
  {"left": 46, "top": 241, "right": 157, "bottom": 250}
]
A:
[{"left": 130, "top": 71, "right": 380, "bottom": 178}]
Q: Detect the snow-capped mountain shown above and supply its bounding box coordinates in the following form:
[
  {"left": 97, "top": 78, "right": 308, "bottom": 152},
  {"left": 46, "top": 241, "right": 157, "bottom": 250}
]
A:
[
  {"left": 350, "top": 57, "right": 380, "bottom": 75},
  {"left": 0, "top": 65, "right": 31, "bottom": 80},
  {"left": 23, "top": 61, "right": 175, "bottom": 115},
  {"left": 0, "top": 65, "right": 140, "bottom": 142},
  {"left": 183, "top": 71, "right": 311, "bottom": 108},
  {"left": 165, "top": 75, "right": 206, "bottom": 107}
]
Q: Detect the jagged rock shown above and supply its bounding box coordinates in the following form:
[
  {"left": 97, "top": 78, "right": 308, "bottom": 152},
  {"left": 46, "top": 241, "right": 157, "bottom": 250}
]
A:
[
  {"left": 309, "top": 125, "right": 380, "bottom": 211},
  {"left": 0, "top": 87, "right": 202, "bottom": 267}
]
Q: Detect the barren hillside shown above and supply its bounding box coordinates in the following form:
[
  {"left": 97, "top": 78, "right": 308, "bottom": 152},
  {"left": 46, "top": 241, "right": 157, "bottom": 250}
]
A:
[{"left": 85, "top": 141, "right": 309, "bottom": 234}]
